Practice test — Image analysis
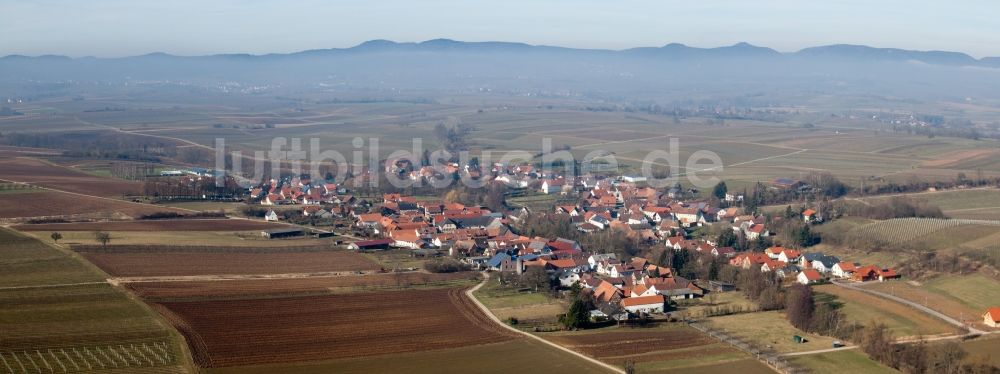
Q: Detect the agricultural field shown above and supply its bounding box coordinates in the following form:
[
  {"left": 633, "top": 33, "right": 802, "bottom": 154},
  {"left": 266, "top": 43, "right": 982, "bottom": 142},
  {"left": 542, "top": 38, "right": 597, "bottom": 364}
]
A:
[
  {"left": 0, "top": 157, "right": 144, "bottom": 197},
  {"left": 0, "top": 228, "right": 104, "bottom": 286},
  {"left": 841, "top": 218, "right": 1000, "bottom": 250},
  {"left": 153, "top": 288, "right": 518, "bottom": 368},
  {"left": 959, "top": 336, "right": 1000, "bottom": 367},
  {"left": 788, "top": 349, "right": 897, "bottom": 374},
  {"left": 0, "top": 189, "right": 181, "bottom": 220},
  {"left": 544, "top": 324, "right": 773, "bottom": 373},
  {"left": 77, "top": 248, "right": 380, "bottom": 277},
  {"left": 854, "top": 188, "right": 1000, "bottom": 220},
  {"left": 701, "top": 311, "right": 837, "bottom": 354},
  {"left": 127, "top": 272, "right": 481, "bottom": 301},
  {"left": 813, "top": 284, "right": 959, "bottom": 337},
  {"left": 867, "top": 274, "right": 1000, "bottom": 331},
  {"left": 0, "top": 228, "right": 190, "bottom": 373},
  {"left": 208, "top": 338, "right": 611, "bottom": 374},
  {"left": 13, "top": 218, "right": 285, "bottom": 232},
  {"left": 24, "top": 230, "right": 329, "bottom": 248}
]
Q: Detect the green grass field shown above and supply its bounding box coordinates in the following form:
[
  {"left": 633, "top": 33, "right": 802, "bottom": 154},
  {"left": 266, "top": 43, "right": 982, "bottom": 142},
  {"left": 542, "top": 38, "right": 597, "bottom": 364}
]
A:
[
  {"left": 922, "top": 274, "right": 1000, "bottom": 313},
  {"left": 814, "top": 285, "right": 958, "bottom": 337},
  {"left": 702, "top": 311, "right": 837, "bottom": 354},
  {"left": 788, "top": 349, "right": 897, "bottom": 374}
]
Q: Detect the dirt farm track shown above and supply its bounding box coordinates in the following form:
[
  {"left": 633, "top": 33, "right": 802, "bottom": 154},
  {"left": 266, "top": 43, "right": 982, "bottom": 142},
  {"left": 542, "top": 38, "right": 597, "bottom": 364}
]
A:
[{"left": 153, "top": 288, "right": 518, "bottom": 367}]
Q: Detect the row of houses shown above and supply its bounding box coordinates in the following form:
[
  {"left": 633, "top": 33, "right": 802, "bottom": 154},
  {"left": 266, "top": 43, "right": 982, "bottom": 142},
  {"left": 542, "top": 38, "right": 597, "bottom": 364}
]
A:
[{"left": 729, "top": 247, "right": 900, "bottom": 285}]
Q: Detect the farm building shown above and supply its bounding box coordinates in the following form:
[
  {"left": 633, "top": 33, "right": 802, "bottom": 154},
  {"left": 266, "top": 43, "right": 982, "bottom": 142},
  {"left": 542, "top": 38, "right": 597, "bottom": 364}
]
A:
[
  {"left": 797, "top": 269, "right": 822, "bottom": 285},
  {"left": 261, "top": 228, "right": 305, "bottom": 239},
  {"left": 984, "top": 307, "right": 1000, "bottom": 328},
  {"left": 347, "top": 239, "right": 393, "bottom": 251},
  {"left": 621, "top": 295, "right": 666, "bottom": 314},
  {"left": 708, "top": 280, "right": 735, "bottom": 292}
]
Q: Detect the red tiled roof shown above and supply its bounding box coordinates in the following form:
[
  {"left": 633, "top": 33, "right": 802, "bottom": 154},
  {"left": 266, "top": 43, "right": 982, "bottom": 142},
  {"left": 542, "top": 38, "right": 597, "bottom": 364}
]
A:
[
  {"left": 800, "top": 269, "right": 822, "bottom": 281},
  {"left": 986, "top": 307, "right": 1000, "bottom": 323},
  {"left": 621, "top": 294, "right": 665, "bottom": 307}
]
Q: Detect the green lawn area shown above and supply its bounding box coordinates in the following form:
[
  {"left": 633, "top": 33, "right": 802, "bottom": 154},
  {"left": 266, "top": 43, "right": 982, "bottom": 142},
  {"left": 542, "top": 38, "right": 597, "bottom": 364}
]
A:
[
  {"left": 814, "top": 285, "right": 957, "bottom": 337},
  {"left": 473, "top": 276, "right": 560, "bottom": 310},
  {"left": 702, "top": 311, "right": 837, "bottom": 354},
  {"left": 506, "top": 193, "right": 560, "bottom": 211},
  {"left": 675, "top": 291, "right": 759, "bottom": 319},
  {"left": 923, "top": 274, "right": 1000, "bottom": 312},
  {"left": 359, "top": 249, "right": 427, "bottom": 270},
  {"left": 789, "top": 349, "right": 897, "bottom": 374}
]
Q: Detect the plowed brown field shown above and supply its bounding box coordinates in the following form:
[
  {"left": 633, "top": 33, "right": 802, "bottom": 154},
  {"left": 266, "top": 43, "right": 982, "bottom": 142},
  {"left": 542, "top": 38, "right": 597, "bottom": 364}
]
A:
[
  {"left": 0, "top": 190, "right": 180, "bottom": 219},
  {"left": 155, "top": 288, "right": 517, "bottom": 367},
  {"left": 80, "top": 250, "right": 380, "bottom": 277},
  {"left": 0, "top": 157, "right": 143, "bottom": 196}
]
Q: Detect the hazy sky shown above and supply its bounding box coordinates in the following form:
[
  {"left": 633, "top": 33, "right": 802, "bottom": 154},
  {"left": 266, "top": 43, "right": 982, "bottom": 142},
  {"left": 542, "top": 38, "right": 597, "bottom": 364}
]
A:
[{"left": 2, "top": 0, "right": 998, "bottom": 58}]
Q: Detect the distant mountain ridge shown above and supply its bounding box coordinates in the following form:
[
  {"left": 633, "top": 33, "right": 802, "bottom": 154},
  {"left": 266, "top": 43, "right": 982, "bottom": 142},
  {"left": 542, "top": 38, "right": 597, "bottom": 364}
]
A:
[{"left": 2, "top": 39, "right": 996, "bottom": 67}]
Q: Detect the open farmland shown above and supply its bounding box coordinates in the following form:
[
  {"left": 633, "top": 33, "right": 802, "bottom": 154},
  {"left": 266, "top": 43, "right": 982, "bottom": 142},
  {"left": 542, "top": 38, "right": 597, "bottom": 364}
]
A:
[
  {"left": 788, "top": 349, "right": 897, "bottom": 374},
  {"left": 0, "top": 228, "right": 190, "bottom": 373},
  {"left": 209, "top": 338, "right": 611, "bottom": 374},
  {"left": 0, "top": 228, "right": 104, "bottom": 286},
  {"left": 78, "top": 248, "right": 380, "bottom": 277},
  {"left": 0, "top": 157, "right": 144, "bottom": 197},
  {"left": 841, "top": 217, "right": 1000, "bottom": 249},
  {"left": 702, "top": 311, "right": 836, "bottom": 354},
  {"left": 544, "top": 325, "right": 774, "bottom": 372},
  {"left": 14, "top": 218, "right": 286, "bottom": 232},
  {"left": 867, "top": 274, "right": 1000, "bottom": 330},
  {"left": 959, "top": 336, "right": 1000, "bottom": 367},
  {"left": 25, "top": 230, "right": 329, "bottom": 248},
  {"left": 855, "top": 188, "right": 1000, "bottom": 220},
  {"left": 127, "top": 272, "right": 480, "bottom": 301},
  {"left": 0, "top": 190, "right": 182, "bottom": 220},
  {"left": 813, "top": 284, "right": 958, "bottom": 337},
  {"left": 153, "top": 288, "right": 518, "bottom": 368}
]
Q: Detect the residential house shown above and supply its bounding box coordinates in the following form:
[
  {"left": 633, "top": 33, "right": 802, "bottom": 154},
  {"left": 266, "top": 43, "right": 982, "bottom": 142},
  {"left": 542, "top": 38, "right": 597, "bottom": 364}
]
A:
[
  {"left": 588, "top": 253, "right": 617, "bottom": 269},
  {"left": 264, "top": 210, "right": 279, "bottom": 222},
  {"left": 984, "top": 307, "right": 1000, "bottom": 328},
  {"left": 621, "top": 295, "right": 666, "bottom": 314},
  {"left": 832, "top": 262, "right": 858, "bottom": 279},
  {"left": 541, "top": 178, "right": 568, "bottom": 194},
  {"left": 797, "top": 269, "right": 822, "bottom": 285},
  {"left": 811, "top": 255, "right": 841, "bottom": 273},
  {"left": 778, "top": 249, "right": 801, "bottom": 263},
  {"left": 802, "top": 209, "right": 817, "bottom": 223}
]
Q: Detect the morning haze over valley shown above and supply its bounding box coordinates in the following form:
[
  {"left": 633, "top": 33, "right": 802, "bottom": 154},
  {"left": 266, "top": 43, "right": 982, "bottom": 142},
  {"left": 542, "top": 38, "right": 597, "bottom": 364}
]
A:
[{"left": 0, "top": 1, "right": 999, "bottom": 373}]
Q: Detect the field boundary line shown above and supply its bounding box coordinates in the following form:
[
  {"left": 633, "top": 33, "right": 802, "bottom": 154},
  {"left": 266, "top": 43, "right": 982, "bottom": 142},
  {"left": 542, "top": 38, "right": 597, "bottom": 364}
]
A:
[
  {"left": 778, "top": 345, "right": 857, "bottom": 357},
  {"left": 0, "top": 281, "right": 107, "bottom": 291},
  {"left": 466, "top": 272, "right": 624, "bottom": 374}
]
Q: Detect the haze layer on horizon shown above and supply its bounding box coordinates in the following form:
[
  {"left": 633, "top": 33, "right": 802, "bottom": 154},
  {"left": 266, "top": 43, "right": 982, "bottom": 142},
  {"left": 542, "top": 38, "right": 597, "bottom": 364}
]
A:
[{"left": 1, "top": 0, "right": 997, "bottom": 58}]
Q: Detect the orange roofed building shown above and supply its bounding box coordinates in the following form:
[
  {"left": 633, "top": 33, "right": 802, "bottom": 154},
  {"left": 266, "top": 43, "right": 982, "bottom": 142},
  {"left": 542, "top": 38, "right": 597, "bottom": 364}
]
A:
[{"left": 984, "top": 307, "right": 1000, "bottom": 328}]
